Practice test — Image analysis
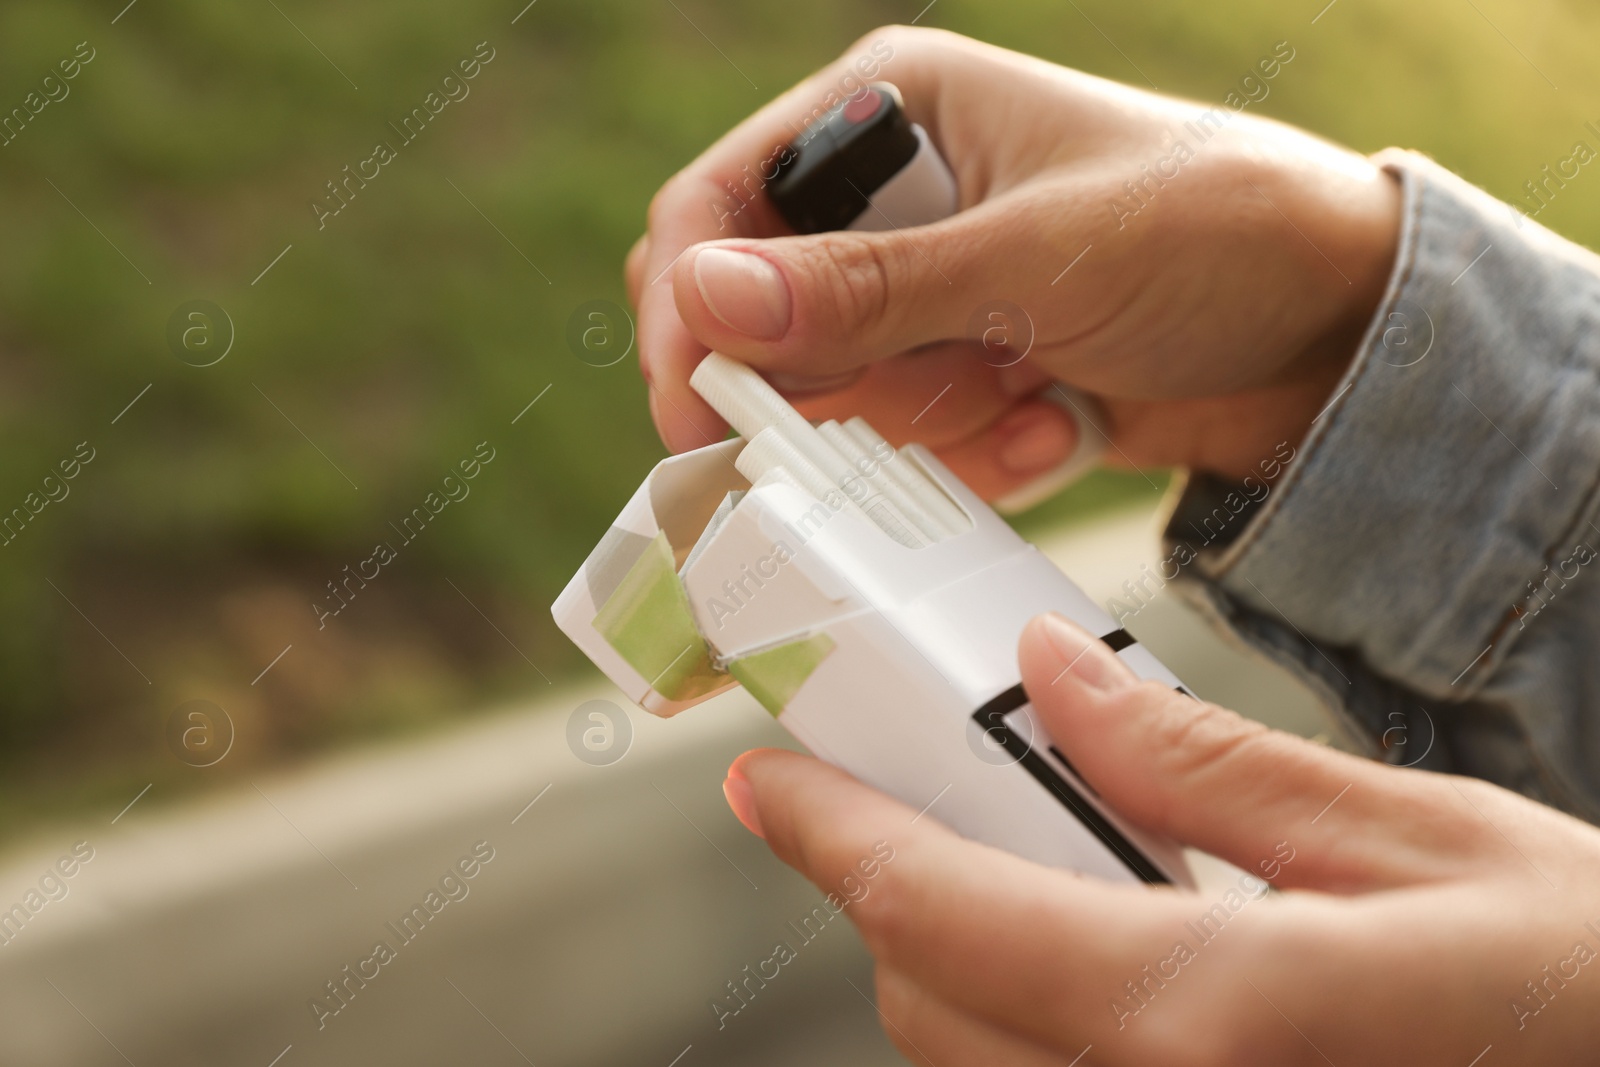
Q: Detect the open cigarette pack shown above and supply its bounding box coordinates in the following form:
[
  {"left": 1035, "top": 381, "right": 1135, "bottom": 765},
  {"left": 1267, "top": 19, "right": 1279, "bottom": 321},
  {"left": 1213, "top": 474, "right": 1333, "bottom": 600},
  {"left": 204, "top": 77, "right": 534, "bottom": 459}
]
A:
[{"left": 553, "top": 355, "right": 1197, "bottom": 887}]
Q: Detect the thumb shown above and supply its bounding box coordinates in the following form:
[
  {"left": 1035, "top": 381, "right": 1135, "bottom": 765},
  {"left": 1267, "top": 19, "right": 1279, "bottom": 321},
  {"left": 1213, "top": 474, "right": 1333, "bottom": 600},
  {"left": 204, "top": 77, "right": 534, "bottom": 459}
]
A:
[
  {"left": 671, "top": 202, "right": 1047, "bottom": 385},
  {"left": 1019, "top": 612, "right": 1467, "bottom": 892}
]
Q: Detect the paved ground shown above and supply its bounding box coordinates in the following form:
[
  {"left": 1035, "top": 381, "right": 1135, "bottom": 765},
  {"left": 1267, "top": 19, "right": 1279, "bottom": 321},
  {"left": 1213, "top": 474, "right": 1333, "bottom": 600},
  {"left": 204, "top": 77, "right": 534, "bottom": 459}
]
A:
[{"left": 0, "top": 505, "right": 1339, "bottom": 1066}]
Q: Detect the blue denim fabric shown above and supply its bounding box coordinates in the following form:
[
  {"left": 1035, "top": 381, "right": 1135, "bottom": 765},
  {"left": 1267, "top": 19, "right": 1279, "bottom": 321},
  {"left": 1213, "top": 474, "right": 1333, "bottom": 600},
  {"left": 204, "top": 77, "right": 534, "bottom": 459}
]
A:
[{"left": 1165, "top": 150, "right": 1600, "bottom": 823}]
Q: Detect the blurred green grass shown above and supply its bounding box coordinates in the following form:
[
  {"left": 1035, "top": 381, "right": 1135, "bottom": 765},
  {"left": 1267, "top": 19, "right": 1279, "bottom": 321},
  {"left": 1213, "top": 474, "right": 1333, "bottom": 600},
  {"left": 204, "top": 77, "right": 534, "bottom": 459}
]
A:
[{"left": 0, "top": 0, "right": 1596, "bottom": 833}]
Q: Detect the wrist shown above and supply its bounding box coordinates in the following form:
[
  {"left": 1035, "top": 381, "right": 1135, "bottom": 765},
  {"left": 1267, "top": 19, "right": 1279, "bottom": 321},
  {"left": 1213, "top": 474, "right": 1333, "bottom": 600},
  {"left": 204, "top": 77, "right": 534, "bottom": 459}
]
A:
[
  {"left": 1317, "top": 163, "right": 1405, "bottom": 371},
  {"left": 1250, "top": 147, "right": 1405, "bottom": 450}
]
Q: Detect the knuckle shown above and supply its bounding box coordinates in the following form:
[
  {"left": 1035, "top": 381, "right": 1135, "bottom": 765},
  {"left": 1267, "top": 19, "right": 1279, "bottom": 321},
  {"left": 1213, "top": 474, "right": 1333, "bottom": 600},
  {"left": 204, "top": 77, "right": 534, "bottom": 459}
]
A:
[
  {"left": 847, "top": 23, "right": 930, "bottom": 62},
  {"left": 878, "top": 1014, "right": 923, "bottom": 1063},
  {"left": 881, "top": 1026, "right": 921, "bottom": 1063},
  {"left": 645, "top": 187, "right": 668, "bottom": 231},
  {"left": 846, "top": 24, "right": 900, "bottom": 59},
  {"left": 1142, "top": 687, "right": 1270, "bottom": 783},
  {"left": 646, "top": 175, "right": 690, "bottom": 232},
  {"left": 1137, "top": 992, "right": 1278, "bottom": 1067},
  {"left": 1439, "top": 774, "right": 1530, "bottom": 848},
  {"left": 871, "top": 967, "right": 931, "bottom": 1060},
  {"left": 871, "top": 965, "right": 911, "bottom": 1018},
  {"left": 1174, "top": 1027, "right": 1256, "bottom": 1067},
  {"left": 624, "top": 236, "right": 648, "bottom": 288},
  {"left": 1447, "top": 773, "right": 1500, "bottom": 808},
  {"left": 844, "top": 855, "right": 911, "bottom": 956},
  {"left": 1137, "top": 1027, "right": 1224, "bottom": 1067},
  {"left": 1134, "top": 920, "right": 1325, "bottom": 1066},
  {"left": 803, "top": 233, "right": 898, "bottom": 333},
  {"left": 779, "top": 820, "right": 828, "bottom": 893}
]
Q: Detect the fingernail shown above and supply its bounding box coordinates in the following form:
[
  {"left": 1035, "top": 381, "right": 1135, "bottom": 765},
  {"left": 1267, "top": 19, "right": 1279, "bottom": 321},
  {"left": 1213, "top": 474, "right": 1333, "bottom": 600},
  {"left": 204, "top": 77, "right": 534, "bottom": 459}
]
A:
[
  {"left": 1038, "top": 612, "right": 1133, "bottom": 692},
  {"left": 694, "top": 247, "right": 792, "bottom": 340},
  {"left": 999, "top": 409, "right": 1074, "bottom": 474},
  {"left": 722, "top": 770, "right": 764, "bottom": 838}
]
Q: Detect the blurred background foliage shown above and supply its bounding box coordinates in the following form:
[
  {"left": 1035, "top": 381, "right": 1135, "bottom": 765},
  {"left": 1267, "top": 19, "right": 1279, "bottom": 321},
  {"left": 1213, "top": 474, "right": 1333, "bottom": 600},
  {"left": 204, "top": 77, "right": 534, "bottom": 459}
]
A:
[{"left": 1, "top": 0, "right": 1596, "bottom": 835}]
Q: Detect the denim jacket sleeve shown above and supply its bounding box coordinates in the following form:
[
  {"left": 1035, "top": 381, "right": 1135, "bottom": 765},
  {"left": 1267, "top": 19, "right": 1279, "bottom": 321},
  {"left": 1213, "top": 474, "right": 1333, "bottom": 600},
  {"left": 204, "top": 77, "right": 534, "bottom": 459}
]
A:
[{"left": 1162, "top": 148, "right": 1600, "bottom": 823}]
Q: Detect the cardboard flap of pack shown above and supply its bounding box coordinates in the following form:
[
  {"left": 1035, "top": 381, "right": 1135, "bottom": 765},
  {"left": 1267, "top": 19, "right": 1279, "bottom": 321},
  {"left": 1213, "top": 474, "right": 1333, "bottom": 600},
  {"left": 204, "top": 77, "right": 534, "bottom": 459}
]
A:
[
  {"left": 553, "top": 436, "right": 1030, "bottom": 718},
  {"left": 551, "top": 440, "right": 749, "bottom": 717}
]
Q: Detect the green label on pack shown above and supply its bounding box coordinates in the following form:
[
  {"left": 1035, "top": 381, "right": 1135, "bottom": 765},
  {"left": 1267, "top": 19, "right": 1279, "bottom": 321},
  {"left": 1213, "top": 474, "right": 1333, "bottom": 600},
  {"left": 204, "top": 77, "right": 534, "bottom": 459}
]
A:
[
  {"left": 593, "top": 531, "right": 723, "bottom": 702},
  {"left": 728, "top": 633, "right": 836, "bottom": 717}
]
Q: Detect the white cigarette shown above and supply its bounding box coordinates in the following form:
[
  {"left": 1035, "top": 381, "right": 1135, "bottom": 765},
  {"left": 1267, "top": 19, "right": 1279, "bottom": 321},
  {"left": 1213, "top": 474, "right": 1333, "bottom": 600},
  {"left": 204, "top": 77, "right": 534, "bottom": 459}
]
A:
[
  {"left": 734, "top": 427, "right": 836, "bottom": 503},
  {"left": 736, "top": 427, "right": 925, "bottom": 548},
  {"left": 693, "top": 353, "right": 928, "bottom": 548},
  {"left": 749, "top": 465, "right": 809, "bottom": 495},
  {"left": 842, "top": 417, "right": 969, "bottom": 534},
  {"left": 816, "top": 420, "right": 946, "bottom": 542},
  {"left": 691, "top": 352, "right": 800, "bottom": 439}
]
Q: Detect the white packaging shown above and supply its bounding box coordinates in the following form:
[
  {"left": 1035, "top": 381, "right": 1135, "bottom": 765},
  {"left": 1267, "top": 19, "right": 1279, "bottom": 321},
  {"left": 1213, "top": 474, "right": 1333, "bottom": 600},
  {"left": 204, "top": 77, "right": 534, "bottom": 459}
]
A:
[{"left": 552, "top": 439, "right": 1196, "bottom": 887}]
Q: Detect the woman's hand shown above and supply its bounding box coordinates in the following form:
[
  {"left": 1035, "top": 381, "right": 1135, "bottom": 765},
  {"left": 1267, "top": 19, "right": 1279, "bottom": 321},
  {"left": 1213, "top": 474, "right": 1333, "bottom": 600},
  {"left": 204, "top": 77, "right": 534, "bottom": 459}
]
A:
[
  {"left": 721, "top": 614, "right": 1600, "bottom": 1065},
  {"left": 628, "top": 26, "right": 1402, "bottom": 499}
]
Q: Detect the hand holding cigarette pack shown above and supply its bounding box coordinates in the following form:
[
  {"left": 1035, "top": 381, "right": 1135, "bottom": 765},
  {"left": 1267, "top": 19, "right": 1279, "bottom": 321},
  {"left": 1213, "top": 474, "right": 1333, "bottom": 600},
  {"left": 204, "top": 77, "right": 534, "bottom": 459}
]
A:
[{"left": 553, "top": 82, "right": 1197, "bottom": 887}]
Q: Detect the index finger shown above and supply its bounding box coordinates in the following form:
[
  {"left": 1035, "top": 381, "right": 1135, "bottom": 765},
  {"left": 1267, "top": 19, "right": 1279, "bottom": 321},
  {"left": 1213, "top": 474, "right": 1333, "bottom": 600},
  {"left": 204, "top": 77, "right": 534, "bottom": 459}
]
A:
[
  {"left": 730, "top": 747, "right": 1227, "bottom": 1058},
  {"left": 637, "top": 30, "right": 930, "bottom": 452}
]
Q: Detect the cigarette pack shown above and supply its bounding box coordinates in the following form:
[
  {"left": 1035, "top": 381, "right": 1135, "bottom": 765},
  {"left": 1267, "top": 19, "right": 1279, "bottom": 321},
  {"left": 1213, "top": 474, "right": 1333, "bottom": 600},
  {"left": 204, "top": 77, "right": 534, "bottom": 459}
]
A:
[{"left": 552, "top": 435, "right": 1197, "bottom": 887}]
